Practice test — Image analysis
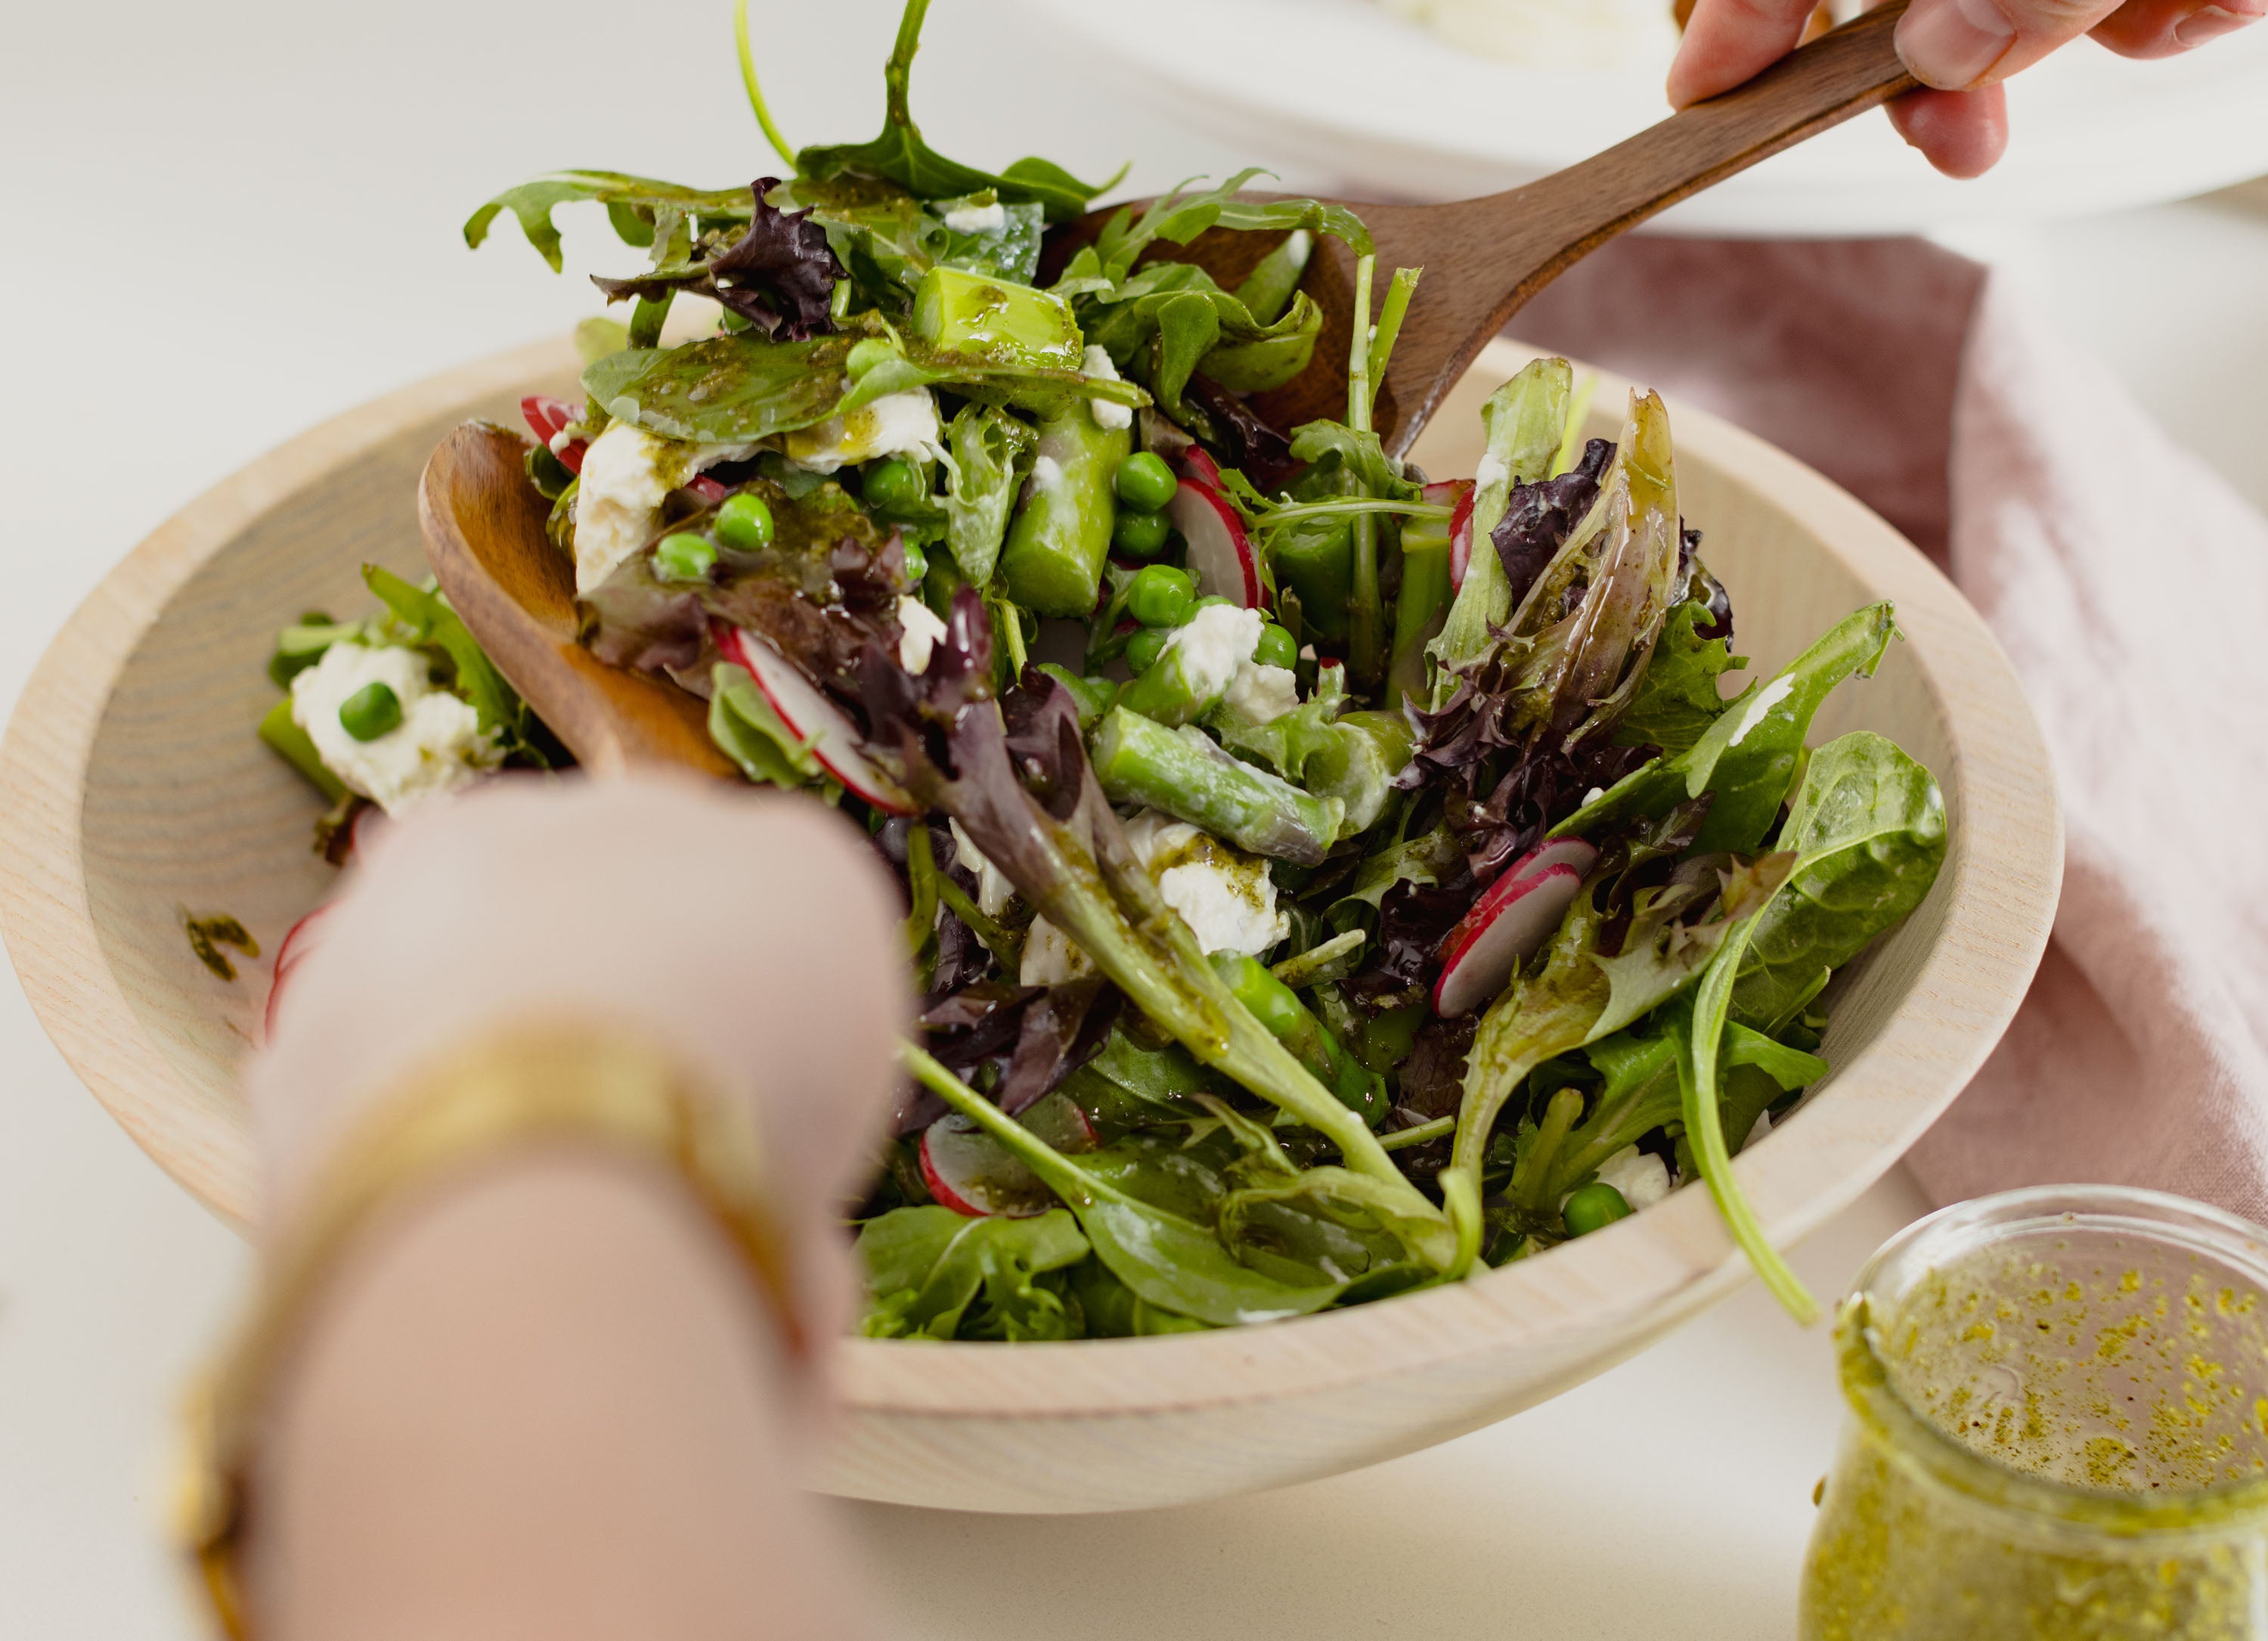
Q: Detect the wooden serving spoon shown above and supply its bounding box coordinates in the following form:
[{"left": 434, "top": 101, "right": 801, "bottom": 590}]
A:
[{"left": 420, "top": 2, "right": 1915, "bottom": 771}]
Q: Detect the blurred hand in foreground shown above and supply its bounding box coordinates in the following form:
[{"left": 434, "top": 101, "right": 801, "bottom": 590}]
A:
[
  {"left": 1669, "top": 0, "right": 2263, "bottom": 178},
  {"left": 254, "top": 771, "right": 907, "bottom": 1324},
  {"left": 243, "top": 773, "right": 907, "bottom": 1641}
]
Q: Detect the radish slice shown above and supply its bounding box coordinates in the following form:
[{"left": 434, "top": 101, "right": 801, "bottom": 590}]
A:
[
  {"left": 682, "top": 474, "right": 728, "bottom": 504},
  {"left": 919, "top": 1093, "right": 1098, "bottom": 1218},
  {"left": 1421, "top": 479, "right": 1476, "bottom": 591},
  {"left": 521, "top": 395, "right": 577, "bottom": 443},
  {"left": 1169, "top": 478, "right": 1262, "bottom": 609},
  {"left": 264, "top": 901, "right": 342, "bottom": 1041},
  {"left": 1507, "top": 836, "right": 1597, "bottom": 885},
  {"left": 1432, "top": 863, "right": 1585, "bottom": 1018},
  {"left": 1176, "top": 448, "right": 1227, "bottom": 492},
  {"left": 714, "top": 625, "right": 918, "bottom": 814}
]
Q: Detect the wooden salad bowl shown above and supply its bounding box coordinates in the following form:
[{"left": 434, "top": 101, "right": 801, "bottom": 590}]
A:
[{"left": 0, "top": 332, "right": 2059, "bottom": 1512}]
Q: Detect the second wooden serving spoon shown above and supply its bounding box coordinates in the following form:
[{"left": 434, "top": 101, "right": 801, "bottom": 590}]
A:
[{"left": 420, "top": 2, "right": 1916, "bottom": 773}]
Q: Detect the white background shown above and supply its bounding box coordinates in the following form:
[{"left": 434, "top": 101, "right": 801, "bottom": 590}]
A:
[{"left": 2, "top": 2, "right": 2264, "bottom": 1634}]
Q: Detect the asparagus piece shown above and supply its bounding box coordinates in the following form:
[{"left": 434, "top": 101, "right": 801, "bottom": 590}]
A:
[
  {"left": 1090, "top": 707, "right": 1343, "bottom": 866},
  {"left": 999, "top": 400, "right": 1129, "bottom": 616},
  {"left": 1211, "top": 953, "right": 1385, "bottom": 1125},
  {"left": 911, "top": 266, "right": 1083, "bottom": 370}
]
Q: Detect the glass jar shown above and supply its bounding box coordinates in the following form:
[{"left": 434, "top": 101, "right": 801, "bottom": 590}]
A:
[{"left": 1801, "top": 1186, "right": 2268, "bottom": 1640}]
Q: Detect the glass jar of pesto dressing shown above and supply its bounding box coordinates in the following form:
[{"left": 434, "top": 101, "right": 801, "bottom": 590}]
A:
[{"left": 1802, "top": 1187, "right": 2268, "bottom": 1640}]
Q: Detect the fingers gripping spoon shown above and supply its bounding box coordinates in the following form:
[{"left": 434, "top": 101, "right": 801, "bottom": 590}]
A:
[{"left": 420, "top": 3, "right": 1915, "bottom": 768}]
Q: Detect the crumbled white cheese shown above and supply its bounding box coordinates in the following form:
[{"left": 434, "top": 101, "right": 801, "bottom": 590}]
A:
[
  {"left": 1020, "top": 917, "right": 1094, "bottom": 986},
  {"left": 896, "top": 594, "right": 947, "bottom": 675},
  {"left": 1474, "top": 452, "right": 1510, "bottom": 493},
  {"left": 572, "top": 423, "right": 758, "bottom": 595},
  {"left": 1083, "top": 345, "right": 1132, "bottom": 432},
  {"left": 290, "top": 642, "right": 501, "bottom": 815},
  {"left": 1224, "top": 661, "right": 1300, "bottom": 724},
  {"left": 1123, "top": 809, "right": 1287, "bottom": 957},
  {"left": 548, "top": 428, "right": 578, "bottom": 456},
  {"left": 1594, "top": 1145, "right": 1672, "bottom": 1211},
  {"left": 948, "top": 818, "right": 1016, "bottom": 921},
  {"left": 1582, "top": 786, "right": 1605, "bottom": 806},
  {"left": 1160, "top": 602, "right": 1263, "bottom": 701},
  {"left": 1726, "top": 674, "right": 1797, "bottom": 747},
  {"left": 942, "top": 199, "right": 1008, "bottom": 234},
  {"left": 783, "top": 389, "right": 943, "bottom": 474},
  {"left": 1026, "top": 454, "right": 1065, "bottom": 498}
]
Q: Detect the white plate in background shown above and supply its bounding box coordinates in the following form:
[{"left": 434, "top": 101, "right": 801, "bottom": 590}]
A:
[{"left": 1012, "top": 0, "right": 2268, "bottom": 235}]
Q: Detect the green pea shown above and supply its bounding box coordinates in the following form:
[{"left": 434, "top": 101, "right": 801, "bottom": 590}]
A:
[
  {"left": 1253, "top": 622, "right": 1297, "bottom": 670},
  {"left": 339, "top": 681, "right": 402, "bottom": 743},
  {"left": 863, "top": 458, "right": 927, "bottom": 516},
  {"left": 1123, "top": 626, "right": 1170, "bottom": 675},
  {"left": 1112, "top": 507, "right": 1173, "bottom": 560},
  {"left": 900, "top": 539, "right": 930, "bottom": 585},
  {"left": 1127, "top": 564, "right": 1194, "bottom": 628},
  {"left": 655, "top": 531, "right": 717, "bottom": 583},
  {"left": 714, "top": 492, "right": 775, "bottom": 552},
  {"left": 1114, "top": 451, "right": 1179, "bottom": 513},
  {"left": 1176, "top": 594, "right": 1234, "bottom": 626},
  {"left": 1562, "top": 1182, "right": 1634, "bottom": 1239}
]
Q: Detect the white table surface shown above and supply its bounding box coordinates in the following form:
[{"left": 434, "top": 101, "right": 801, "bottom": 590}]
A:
[{"left": 4, "top": 4, "right": 2265, "bottom": 1633}]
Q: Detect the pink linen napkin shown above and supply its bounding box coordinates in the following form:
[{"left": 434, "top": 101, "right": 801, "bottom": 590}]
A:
[{"left": 1515, "top": 236, "right": 2268, "bottom": 1221}]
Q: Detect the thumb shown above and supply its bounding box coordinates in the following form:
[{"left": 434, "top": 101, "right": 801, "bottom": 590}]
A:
[{"left": 1895, "top": 0, "right": 2114, "bottom": 87}]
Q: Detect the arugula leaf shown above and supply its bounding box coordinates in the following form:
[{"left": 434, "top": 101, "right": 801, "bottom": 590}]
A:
[
  {"left": 463, "top": 171, "right": 755, "bottom": 272},
  {"left": 794, "top": 0, "right": 1122, "bottom": 223},
  {"left": 1552, "top": 601, "right": 1900, "bottom": 853},
  {"left": 903, "top": 1047, "right": 1345, "bottom": 1325},
  {"left": 361, "top": 565, "right": 538, "bottom": 758},
  {"left": 581, "top": 333, "right": 853, "bottom": 444},
  {"left": 1730, "top": 730, "right": 1948, "bottom": 1033},
  {"left": 1613, "top": 599, "right": 1746, "bottom": 757},
  {"left": 940, "top": 403, "right": 1035, "bottom": 587},
  {"left": 836, "top": 331, "right": 1146, "bottom": 420},
  {"left": 857, "top": 1205, "right": 1090, "bottom": 1341}
]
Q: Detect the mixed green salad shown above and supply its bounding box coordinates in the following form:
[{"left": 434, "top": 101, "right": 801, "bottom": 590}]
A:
[{"left": 256, "top": 0, "right": 1946, "bottom": 1338}]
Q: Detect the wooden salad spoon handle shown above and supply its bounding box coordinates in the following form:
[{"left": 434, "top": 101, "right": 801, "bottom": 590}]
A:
[
  {"left": 422, "top": 3, "right": 1913, "bottom": 771},
  {"left": 1207, "top": 0, "right": 1916, "bottom": 455}
]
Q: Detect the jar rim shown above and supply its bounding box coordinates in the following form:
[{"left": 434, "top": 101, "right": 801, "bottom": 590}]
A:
[{"left": 1845, "top": 1183, "right": 2268, "bottom": 1536}]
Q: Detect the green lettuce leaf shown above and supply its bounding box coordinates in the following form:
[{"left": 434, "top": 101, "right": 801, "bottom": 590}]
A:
[
  {"left": 1729, "top": 729, "right": 1948, "bottom": 1033},
  {"left": 1614, "top": 600, "right": 1746, "bottom": 757},
  {"left": 857, "top": 1205, "right": 1090, "bottom": 1341},
  {"left": 581, "top": 333, "right": 853, "bottom": 444}
]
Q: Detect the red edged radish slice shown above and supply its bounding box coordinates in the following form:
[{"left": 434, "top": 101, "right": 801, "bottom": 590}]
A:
[
  {"left": 1507, "top": 836, "right": 1597, "bottom": 885},
  {"left": 921, "top": 1115, "right": 1056, "bottom": 1218},
  {"left": 919, "top": 1089, "right": 1098, "bottom": 1218},
  {"left": 682, "top": 474, "right": 728, "bottom": 504},
  {"left": 1176, "top": 447, "right": 1226, "bottom": 492},
  {"left": 346, "top": 802, "right": 389, "bottom": 862},
  {"left": 264, "top": 901, "right": 342, "bottom": 1041},
  {"left": 521, "top": 395, "right": 576, "bottom": 443},
  {"left": 1432, "top": 862, "right": 1585, "bottom": 1018},
  {"left": 1169, "top": 479, "right": 1262, "bottom": 609},
  {"left": 714, "top": 625, "right": 919, "bottom": 814},
  {"left": 1448, "top": 484, "right": 1476, "bottom": 592}
]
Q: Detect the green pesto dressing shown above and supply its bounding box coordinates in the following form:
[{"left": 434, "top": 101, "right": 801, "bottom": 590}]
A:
[{"left": 1802, "top": 1231, "right": 2268, "bottom": 1639}]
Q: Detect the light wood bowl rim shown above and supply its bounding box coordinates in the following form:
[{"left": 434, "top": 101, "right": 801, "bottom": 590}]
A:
[{"left": 0, "top": 333, "right": 2060, "bottom": 1419}]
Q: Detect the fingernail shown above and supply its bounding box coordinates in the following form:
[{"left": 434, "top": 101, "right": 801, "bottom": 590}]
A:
[
  {"left": 1896, "top": 0, "right": 2018, "bottom": 88},
  {"left": 2174, "top": 3, "right": 2264, "bottom": 48}
]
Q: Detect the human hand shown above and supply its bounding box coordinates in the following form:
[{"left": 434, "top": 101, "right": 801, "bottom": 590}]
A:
[
  {"left": 251, "top": 771, "right": 908, "bottom": 1342},
  {"left": 1668, "top": 0, "right": 2263, "bottom": 178}
]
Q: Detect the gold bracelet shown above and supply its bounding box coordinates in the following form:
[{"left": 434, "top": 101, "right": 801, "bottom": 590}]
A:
[{"left": 175, "top": 1019, "right": 803, "bottom": 1640}]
